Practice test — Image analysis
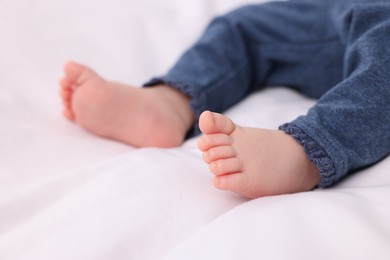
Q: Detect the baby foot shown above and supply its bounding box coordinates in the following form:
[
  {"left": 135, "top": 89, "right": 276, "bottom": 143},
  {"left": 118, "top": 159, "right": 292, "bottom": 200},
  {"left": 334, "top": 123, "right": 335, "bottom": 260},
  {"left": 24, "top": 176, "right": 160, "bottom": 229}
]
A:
[
  {"left": 59, "top": 61, "right": 194, "bottom": 147},
  {"left": 197, "top": 111, "right": 320, "bottom": 198}
]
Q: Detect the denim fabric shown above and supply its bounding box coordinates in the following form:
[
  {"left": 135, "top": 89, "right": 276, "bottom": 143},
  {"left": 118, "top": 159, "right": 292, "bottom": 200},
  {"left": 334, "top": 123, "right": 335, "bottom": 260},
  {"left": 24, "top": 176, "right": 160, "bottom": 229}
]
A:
[{"left": 145, "top": 0, "right": 390, "bottom": 187}]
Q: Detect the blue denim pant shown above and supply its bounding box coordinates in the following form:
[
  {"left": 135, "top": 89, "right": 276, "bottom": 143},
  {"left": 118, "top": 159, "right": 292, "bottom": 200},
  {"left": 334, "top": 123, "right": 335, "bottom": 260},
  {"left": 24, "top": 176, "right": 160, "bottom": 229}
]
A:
[{"left": 146, "top": 0, "right": 390, "bottom": 187}]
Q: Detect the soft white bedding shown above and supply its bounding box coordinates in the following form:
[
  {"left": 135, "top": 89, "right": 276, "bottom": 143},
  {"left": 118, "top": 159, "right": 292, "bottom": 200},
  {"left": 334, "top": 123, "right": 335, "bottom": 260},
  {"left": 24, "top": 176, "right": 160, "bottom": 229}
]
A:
[{"left": 1, "top": 0, "right": 390, "bottom": 259}]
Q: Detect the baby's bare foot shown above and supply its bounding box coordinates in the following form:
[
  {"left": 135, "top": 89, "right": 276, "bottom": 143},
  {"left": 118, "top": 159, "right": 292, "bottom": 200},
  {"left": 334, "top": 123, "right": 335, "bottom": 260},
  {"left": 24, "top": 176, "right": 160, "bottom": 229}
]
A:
[
  {"left": 60, "top": 61, "right": 194, "bottom": 147},
  {"left": 197, "top": 111, "right": 320, "bottom": 198}
]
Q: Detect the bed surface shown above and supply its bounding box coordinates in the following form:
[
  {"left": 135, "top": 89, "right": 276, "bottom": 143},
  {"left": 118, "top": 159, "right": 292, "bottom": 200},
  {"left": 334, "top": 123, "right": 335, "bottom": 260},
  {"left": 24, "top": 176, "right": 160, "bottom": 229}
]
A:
[{"left": 1, "top": 0, "right": 390, "bottom": 259}]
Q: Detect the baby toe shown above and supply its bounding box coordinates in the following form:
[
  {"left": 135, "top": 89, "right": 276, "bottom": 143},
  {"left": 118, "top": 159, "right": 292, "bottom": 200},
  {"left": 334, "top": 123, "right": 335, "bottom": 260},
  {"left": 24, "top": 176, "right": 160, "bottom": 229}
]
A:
[
  {"left": 199, "top": 111, "right": 236, "bottom": 135},
  {"left": 60, "top": 77, "right": 72, "bottom": 89},
  {"left": 202, "top": 145, "right": 236, "bottom": 163},
  {"left": 213, "top": 172, "right": 247, "bottom": 192},
  {"left": 209, "top": 157, "right": 242, "bottom": 176},
  {"left": 63, "top": 109, "right": 75, "bottom": 121},
  {"left": 198, "top": 133, "right": 232, "bottom": 151}
]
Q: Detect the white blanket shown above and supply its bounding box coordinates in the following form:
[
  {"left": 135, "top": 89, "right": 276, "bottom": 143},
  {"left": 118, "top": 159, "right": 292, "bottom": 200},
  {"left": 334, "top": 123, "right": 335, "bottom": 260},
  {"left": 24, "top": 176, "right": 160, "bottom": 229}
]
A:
[{"left": 1, "top": 0, "right": 390, "bottom": 259}]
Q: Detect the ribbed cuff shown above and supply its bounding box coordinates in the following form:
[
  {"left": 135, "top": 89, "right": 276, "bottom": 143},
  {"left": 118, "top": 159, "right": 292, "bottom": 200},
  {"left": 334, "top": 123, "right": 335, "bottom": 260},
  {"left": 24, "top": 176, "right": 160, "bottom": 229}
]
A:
[{"left": 279, "top": 123, "right": 337, "bottom": 188}]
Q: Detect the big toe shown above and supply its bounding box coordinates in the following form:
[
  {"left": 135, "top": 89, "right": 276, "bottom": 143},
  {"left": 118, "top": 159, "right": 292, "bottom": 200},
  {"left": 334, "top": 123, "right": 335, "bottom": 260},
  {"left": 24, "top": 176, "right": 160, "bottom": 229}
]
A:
[
  {"left": 63, "top": 61, "right": 98, "bottom": 86},
  {"left": 199, "top": 111, "right": 236, "bottom": 135}
]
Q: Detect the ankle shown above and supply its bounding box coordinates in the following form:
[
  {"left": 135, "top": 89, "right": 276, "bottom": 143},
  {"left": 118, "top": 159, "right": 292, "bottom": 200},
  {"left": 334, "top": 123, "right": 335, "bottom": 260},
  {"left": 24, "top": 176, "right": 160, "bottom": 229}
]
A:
[{"left": 150, "top": 84, "right": 195, "bottom": 132}]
